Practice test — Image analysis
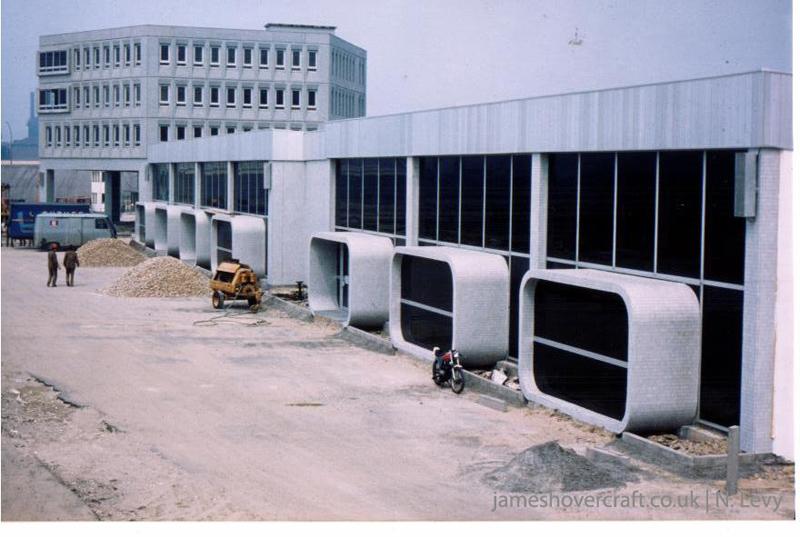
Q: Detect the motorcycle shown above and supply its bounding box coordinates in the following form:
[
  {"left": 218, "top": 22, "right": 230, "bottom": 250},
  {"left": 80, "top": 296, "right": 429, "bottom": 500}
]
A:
[{"left": 432, "top": 347, "right": 465, "bottom": 394}]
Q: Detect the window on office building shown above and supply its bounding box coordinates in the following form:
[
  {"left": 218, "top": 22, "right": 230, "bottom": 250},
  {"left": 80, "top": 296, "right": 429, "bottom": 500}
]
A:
[
  {"left": 113, "top": 45, "right": 120, "bottom": 67},
  {"left": 194, "top": 44, "right": 204, "bottom": 65},
  {"left": 84, "top": 48, "right": 90, "bottom": 67},
  {"left": 193, "top": 125, "right": 202, "bottom": 138},
  {"left": 226, "top": 46, "right": 236, "bottom": 67},
  {"left": 201, "top": 162, "right": 227, "bottom": 209},
  {"left": 152, "top": 163, "right": 169, "bottom": 201},
  {"left": 177, "top": 44, "right": 187, "bottom": 65},
  {"left": 275, "top": 48, "right": 285, "bottom": 68},
  {"left": 134, "top": 84, "right": 141, "bottom": 106},
  {"left": 103, "top": 85, "right": 110, "bottom": 107},
  {"left": 176, "top": 125, "right": 186, "bottom": 140},
  {"left": 234, "top": 161, "right": 268, "bottom": 215},
  {"left": 159, "top": 84, "right": 169, "bottom": 105},
  {"left": 160, "top": 43, "right": 169, "bottom": 64},
  {"left": 259, "top": 88, "right": 269, "bottom": 108},
  {"left": 291, "top": 49, "right": 301, "bottom": 69},
  {"left": 134, "top": 43, "right": 141, "bottom": 65},
  {"left": 307, "top": 89, "right": 316, "bottom": 109},
  {"left": 210, "top": 126, "right": 219, "bottom": 136},
  {"left": 103, "top": 125, "right": 110, "bottom": 146},
  {"left": 226, "top": 87, "right": 236, "bottom": 108},
  {"left": 210, "top": 86, "right": 220, "bottom": 107},
  {"left": 113, "top": 124, "right": 120, "bottom": 146},
  {"left": 73, "top": 126, "right": 80, "bottom": 145},
  {"left": 159, "top": 124, "right": 169, "bottom": 142},
  {"left": 73, "top": 87, "right": 81, "bottom": 108},
  {"left": 308, "top": 50, "right": 317, "bottom": 70},
  {"left": 175, "top": 162, "right": 195, "bottom": 204},
  {"left": 176, "top": 85, "right": 186, "bottom": 106},
  {"left": 133, "top": 124, "right": 141, "bottom": 146},
  {"left": 74, "top": 48, "right": 81, "bottom": 69},
  {"left": 93, "top": 86, "right": 100, "bottom": 107},
  {"left": 124, "top": 84, "right": 130, "bottom": 106},
  {"left": 259, "top": 47, "right": 269, "bottom": 67},
  {"left": 243, "top": 47, "right": 252, "bottom": 67},
  {"left": 93, "top": 125, "right": 99, "bottom": 146},
  {"left": 210, "top": 45, "right": 220, "bottom": 65},
  {"left": 193, "top": 86, "right": 203, "bottom": 106},
  {"left": 275, "top": 88, "right": 284, "bottom": 108},
  {"left": 123, "top": 124, "right": 130, "bottom": 146},
  {"left": 242, "top": 87, "right": 252, "bottom": 108},
  {"left": 291, "top": 89, "right": 300, "bottom": 109},
  {"left": 226, "top": 126, "right": 236, "bottom": 134},
  {"left": 103, "top": 46, "right": 110, "bottom": 68},
  {"left": 124, "top": 44, "right": 131, "bottom": 65},
  {"left": 114, "top": 85, "right": 120, "bottom": 106}
]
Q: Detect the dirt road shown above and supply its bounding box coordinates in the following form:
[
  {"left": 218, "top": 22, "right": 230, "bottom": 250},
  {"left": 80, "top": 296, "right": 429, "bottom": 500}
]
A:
[{"left": 1, "top": 246, "right": 794, "bottom": 520}]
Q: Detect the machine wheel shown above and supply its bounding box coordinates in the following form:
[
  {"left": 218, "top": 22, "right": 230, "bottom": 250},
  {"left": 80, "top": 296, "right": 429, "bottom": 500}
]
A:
[
  {"left": 450, "top": 368, "right": 465, "bottom": 394},
  {"left": 432, "top": 360, "right": 447, "bottom": 387},
  {"left": 212, "top": 291, "right": 225, "bottom": 309},
  {"left": 247, "top": 296, "right": 260, "bottom": 312}
]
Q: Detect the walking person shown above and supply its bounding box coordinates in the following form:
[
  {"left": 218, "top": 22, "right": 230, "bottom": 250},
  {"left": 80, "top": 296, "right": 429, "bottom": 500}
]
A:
[
  {"left": 64, "top": 247, "right": 79, "bottom": 287},
  {"left": 46, "top": 243, "right": 60, "bottom": 287}
]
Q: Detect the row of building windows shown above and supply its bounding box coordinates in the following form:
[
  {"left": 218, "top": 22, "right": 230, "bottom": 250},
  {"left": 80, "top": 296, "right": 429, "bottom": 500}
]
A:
[
  {"left": 158, "top": 82, "right": 316, "bottom": 110},
  {"left": 44, "top": 122, "right": 141, "bottom": 148},
  {"left": 67, "top": 82, "right": 142, "bottom": 110},
  {"left": 331, "top": 88, "right": 365, "bottom": 117},
  {"left": 44, "top": 42, "right": 143, "bottom": 73},
  {"left": 152, "top": 161, "right": 269, "bottom": 217},
  {"left": 159, "top": 42, "right": 316, "bottom": 72},
  {"left": 156, "top": 121, "right": 316, "bottom": 142},
  {"left": 332, "top": 49, "right": 365, "bottom": 85}
]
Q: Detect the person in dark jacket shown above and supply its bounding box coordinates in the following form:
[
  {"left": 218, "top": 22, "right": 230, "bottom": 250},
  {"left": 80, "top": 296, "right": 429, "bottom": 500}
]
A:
[
  {"left": 63, "top": 247, "right": 80, "bottom": 287},
  {"left": 47, "top": 243, "right": 59, "bottom": 287}
]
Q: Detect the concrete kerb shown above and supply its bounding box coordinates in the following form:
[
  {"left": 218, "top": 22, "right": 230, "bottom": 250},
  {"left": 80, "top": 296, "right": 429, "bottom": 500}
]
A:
[
  {"left": 337, "top": 326, "right": 395, "bottom": 355},
  {"left": 614, "top": 432, "right": 776, "bottom": 479},
  {"left": 128, "top": 239, "right": 157, "bottom": 257}
]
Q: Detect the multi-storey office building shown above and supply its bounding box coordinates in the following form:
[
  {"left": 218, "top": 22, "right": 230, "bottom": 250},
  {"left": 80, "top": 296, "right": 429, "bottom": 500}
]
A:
[
  {"left": 139, "top": 70, "right": 792, "bottom": 459},
  {"left": 36, "top": 23, "right": 367, "bottom": 220}
]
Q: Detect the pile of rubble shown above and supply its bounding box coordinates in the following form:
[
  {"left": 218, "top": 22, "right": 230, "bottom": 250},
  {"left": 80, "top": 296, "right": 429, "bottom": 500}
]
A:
[
  {"left": 104, "top": 256, "right": 210, "bottom": 298},
  {"left": 648, "top": 433, "right": 728, "bottom": 455},
  {"left": 77, "top": 239, "right": 146, "bottom": 267}
]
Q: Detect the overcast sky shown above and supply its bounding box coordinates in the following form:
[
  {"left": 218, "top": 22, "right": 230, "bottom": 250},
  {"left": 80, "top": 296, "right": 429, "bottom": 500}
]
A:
[{"left": 0, "top": 0, "right": 791, "bottom": 141}]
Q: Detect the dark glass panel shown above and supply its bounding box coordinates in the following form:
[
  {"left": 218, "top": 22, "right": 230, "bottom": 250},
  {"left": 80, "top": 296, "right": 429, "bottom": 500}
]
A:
[
  {"left": 657, "top": 151, "right": 703, "bottom": 277},
  {"left": 418, "top": 157, "right": 437, "bottom": 240},
  {"left": 347, "top": 158, "right": 362, "bottom": 229},
  {"left": 460, "top": 156, "right": 484, "bottom": 247},
  {"left": 485, "top": 155, "right": 511, "bottom": 250},
  {"left": 699, "top": 286, "right": 743, "bottom": 426},
  {"left": 546, "top": 261, "right": 575, "bottom": 269},
  {"left": 401, "top": 303, "right": 452, "bottom": 352},
  {"left": 704, "top": 151, "right": 745, "bottom": 284},
  {"left": 396, "top": 158, "right": 407, "bottom": 236},
  {"left": 335, "top": 160, "right": 348, "bottom": 227},
  {"left": 534, "top": 280, "right": 628, "bottom": 360},
  {"left": 400, "top": 255, "right": 453, "bottom": 311},
  {"left": 578, "top": 153, "right": 615, "bottom": 265},
  {"left": 378, "top": 158, "right": 395, "bottom": 234},
  {"left": 508, "top": 256, "right": 529, "bottom": 358},
  {"left": 512, "top": 154, "right": 531, "bottom": 253},
  {"left": 363, "top": 158, "right": 378, "bottom": 231},
  {"left": 533, "top": 343, "right": 627, "bottom": 420},
  {"left": 616, "top": 152, "right": 656, "bottom": 271},
  {"left": 438, "top": 156, "right": 460, "bottom": 243},
  {"left": 546, "top": 153, "right": 578, "bottom": 260}
]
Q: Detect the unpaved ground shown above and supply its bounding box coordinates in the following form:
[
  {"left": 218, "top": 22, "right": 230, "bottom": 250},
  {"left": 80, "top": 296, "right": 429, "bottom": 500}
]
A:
[{"left": 0, "top": 246, "right": 794, "bottom": 520}]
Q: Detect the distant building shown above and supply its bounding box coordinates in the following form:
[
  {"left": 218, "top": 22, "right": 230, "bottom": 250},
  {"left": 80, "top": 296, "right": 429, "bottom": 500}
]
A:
[
  {"left": 1, "top": 92, "right": 40, "bottom": 161},
  {"left": 35, "top": 23, "right": 367, "bottom": 221}
]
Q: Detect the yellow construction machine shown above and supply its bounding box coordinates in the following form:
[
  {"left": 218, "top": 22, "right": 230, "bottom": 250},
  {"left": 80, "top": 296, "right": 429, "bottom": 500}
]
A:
[{"left": 209, "top": 260, "right": 263, "bottom": 312}]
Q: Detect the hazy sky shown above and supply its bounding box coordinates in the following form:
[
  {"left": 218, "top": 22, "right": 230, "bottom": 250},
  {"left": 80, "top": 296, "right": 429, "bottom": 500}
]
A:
[{"left": 0, "top": 0, "right": 791, "bottom": 140}]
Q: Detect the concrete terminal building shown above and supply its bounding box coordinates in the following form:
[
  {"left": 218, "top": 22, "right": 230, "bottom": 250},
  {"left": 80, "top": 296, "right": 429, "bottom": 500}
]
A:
[
  {"left": 137, "top": 70, "right": 792, "bottom": 459},
  {"left": 36, "top": 23, "right": 366, "bottom": 221}
]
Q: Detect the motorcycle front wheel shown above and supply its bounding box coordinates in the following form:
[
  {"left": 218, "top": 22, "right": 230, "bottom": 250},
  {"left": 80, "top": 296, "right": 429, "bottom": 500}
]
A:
[{"left": 450, "top": 367, "right": 465, "bottom": 394}]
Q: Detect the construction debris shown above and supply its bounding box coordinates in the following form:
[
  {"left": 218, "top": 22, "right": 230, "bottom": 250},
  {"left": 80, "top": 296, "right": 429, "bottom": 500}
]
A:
[
  {"left": 648, "top": 433, "right": 728, "bottom": 456},
  {"left": 104, "top": 256, "right": 210, "bottom": 298},
  {"left": 77, "top": 239, "right": 146, "bottom": 267}
]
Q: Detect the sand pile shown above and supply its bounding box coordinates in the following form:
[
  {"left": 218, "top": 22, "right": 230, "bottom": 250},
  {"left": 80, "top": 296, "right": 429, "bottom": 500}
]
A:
[
  {"left": 105, "top": 256, "right": 210, "bottom": 298},
  {"left": 77, "top": 239, "right": 146, "bottom": 267}
]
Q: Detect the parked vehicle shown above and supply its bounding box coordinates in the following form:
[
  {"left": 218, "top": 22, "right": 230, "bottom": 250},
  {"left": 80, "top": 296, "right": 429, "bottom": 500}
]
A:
[
  {"left": 432, "top": 347, "right": 465, "bottom": 394},
  {"left": 34, "top": 212, "right": 116, "bottom": 250},
  {"left": 8, "top": 202, "right": 91, "bottom": 245},
  {"left": 209, "top": 259, "right": 264, "bottom": 311}
]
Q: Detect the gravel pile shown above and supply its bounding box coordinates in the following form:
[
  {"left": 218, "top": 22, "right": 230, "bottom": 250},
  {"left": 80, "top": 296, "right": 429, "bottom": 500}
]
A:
[
  {"left": 482, "top": 441, "right": 632, "bottom": 493},
  {"left": 648, "top": 433, "right": 728, "bottom": 455},
  {"left": 77, "top": 239, "right": 146, "bottom": 267},
  {"left": 105, "top": 256, "right": 210, "bottom": 298}
]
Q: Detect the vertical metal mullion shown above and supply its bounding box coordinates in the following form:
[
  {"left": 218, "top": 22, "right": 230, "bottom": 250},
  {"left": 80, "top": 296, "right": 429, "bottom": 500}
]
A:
[
  {"left": 393, "top": 159, "right": 397, "bottom": 238},
  {"left": 612, "top": 153, "right": 618, "bottom": 268},
  {"left": 376, "top": 160, "right": 381, "bottom": 232},
  {"left": 574, "top": 154, "right": 581, "bottom": 264},
  {"left": 508, "top": 155, "right": 514, "bottom": 256},
  {"left": 481, "top": 156, "right": 487, "bottom": 248},
  {"left": 435, "top": 159, "right": 440, "bottom": 241},
  {"left": 695, "top": 151, "right": 708, "bottom": 422},
  {"left": 457, "top": 157, "right": 462, "bottom": 245},
  {"left": 344, "top": 160, "right": 349, "bottom": 229},
  {"left": 653, "top": 152, "right": 660, "bottom": 273},
  {"left": 360, "top": 160, "right": 364, "bottom": 230}
]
